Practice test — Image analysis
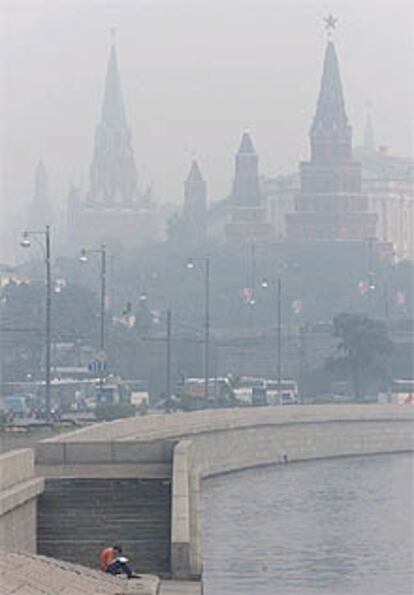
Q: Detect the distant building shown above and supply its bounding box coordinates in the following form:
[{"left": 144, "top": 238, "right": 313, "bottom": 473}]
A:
[
  {"left": 169, "top": 160, "right": 207, "bottom": 251},
  {"left": 354, "top": 120, "right": 414, "bottom": 260},
  {"left": 182, "top": 160, "right": 207, "bottom": 248},
  {"left": 224, "top": 132, "right": 272, "bottom": 243},
  {"left": 285, "top": 39, "right": 377, "bottom": 241},
  {"left": 265, "top": 118, "right": 413, "bottom": 260},
  {"left": 67, "top": 42, "right": 159, "bottom": 252},
  {"left": 263, "top": 172, "right": 299, "bottom": 240}
]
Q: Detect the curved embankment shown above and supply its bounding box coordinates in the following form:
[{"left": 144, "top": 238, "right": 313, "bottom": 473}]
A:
[{"left": 38, "top": 405, "right": 413, "bottom": 579}]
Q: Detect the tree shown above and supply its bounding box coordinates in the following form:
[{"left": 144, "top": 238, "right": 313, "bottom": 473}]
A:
[
  {"left": 326, "top": 313, "right": 392, "bottom": 400},
  {"left": 0, "top": 280, "right": 98, "bottom": 381}
]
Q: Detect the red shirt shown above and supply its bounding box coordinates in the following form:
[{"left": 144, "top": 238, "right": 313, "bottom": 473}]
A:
[{"left": 100, "top": 547, "right": 116, "bottom": 571}]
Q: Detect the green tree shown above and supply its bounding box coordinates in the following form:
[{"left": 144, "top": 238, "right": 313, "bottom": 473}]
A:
[{"left": 326, "top": 313, "right": 392, "bottom": 400}]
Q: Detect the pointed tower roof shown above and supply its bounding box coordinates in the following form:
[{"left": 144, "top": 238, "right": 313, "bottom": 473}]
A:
[
  {"left": 87, "top": 40, "right": 139, "bottom": 207},
  {"left": 238, "top": 132, "right": 255, "bottom": 154},
  {"left": 312, "top": 41, "right": 348, "bottom": 133},
  {"left": 100, "top": 45, "right": 127, "bottom": 128},
  {"left": 186, "top": 160, "right": 204, "bottom": 183}
]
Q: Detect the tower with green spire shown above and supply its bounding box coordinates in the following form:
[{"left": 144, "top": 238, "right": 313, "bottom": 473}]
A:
[{"left": 286, "top": 33, "right": 377, "bottom": 241}]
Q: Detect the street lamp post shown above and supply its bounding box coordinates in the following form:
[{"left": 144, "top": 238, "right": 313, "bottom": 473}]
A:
[
  {"left": 20, "top": 225, "right": 52, "bottom": 422},
  {"left": 187, "top": 256, "right": 210, "bottom": 401},
  {"left": 166, "top": 309, "right": 172, "bottom": 401},
  {"left": 80, "top": 244, "right": 107, "bottom": 401},
  {"left": 277, "top": 277, "right": 282, "bottom": 397},
  {"left": 262, "top": 275, "right": 282, "bottom": 398}
]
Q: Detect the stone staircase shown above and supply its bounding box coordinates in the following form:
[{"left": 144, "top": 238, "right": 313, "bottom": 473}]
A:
[{"left": 37, "top": 477, "right": 171, "bottom": 577}]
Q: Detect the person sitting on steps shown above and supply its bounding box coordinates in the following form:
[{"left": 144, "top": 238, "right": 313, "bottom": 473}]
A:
[{"left": 99, "top": 544, "right": 140, "bottom": 579}]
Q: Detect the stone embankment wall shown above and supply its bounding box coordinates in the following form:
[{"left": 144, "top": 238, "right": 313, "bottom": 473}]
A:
[
  {"left": 167, "top": 407, "right": 414, "bottom": 579},
  {"left": 0, "top": 449, "right": 44, "bottom": 553},
  {"left": 38, "top": 405, "right": 414, "bottom": 580}
]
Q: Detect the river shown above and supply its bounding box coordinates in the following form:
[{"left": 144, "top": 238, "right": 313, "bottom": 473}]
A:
[{"left": 201, "top": 453, "right": 413, "bottom": 595}]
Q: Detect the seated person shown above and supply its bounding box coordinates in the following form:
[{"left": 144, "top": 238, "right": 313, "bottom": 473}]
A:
[{"left": 99, "top": 544, "right": 134, "bottom": 578}]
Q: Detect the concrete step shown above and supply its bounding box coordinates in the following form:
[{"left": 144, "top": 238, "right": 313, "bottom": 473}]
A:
[{"left": 37, "top": 477, "right": 171, "bottom": 576}]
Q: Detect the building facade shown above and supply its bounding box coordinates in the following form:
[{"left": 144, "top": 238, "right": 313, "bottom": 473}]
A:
[
  {"left": 356, "top": 145, "right": 414, "bottom": 260},
  {"left": 170, "top": 160, "right": 208, "bottom": 251}
]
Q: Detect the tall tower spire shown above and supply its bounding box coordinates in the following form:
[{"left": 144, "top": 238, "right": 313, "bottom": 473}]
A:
[
  {"left": 310, "top": 34, "right": 352, "bottom": 163},
  {"left": 285, "top": 21, "right": 377, "bottom": 242},
  {"left": 232, "top": 132, "right": 261, "bottom": 206},
  {"left": 181, "top": 160, "right": 207, "bottom": 247},
  {"left": 87, "top": 39, "right": 139, "bottom": 208}
]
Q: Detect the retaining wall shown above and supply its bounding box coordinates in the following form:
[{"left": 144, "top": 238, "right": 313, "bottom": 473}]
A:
[
  {"left": 35, "top": 439, "right": 174, "bottom": 478},
  {"left": 0, "top": 449, "right": 44, "bottom": 553},
  {"left": 169, "top": 414, "right": 414, "bottom": 578},
  {"left": 39, "top": 405, "right": 414, "bottom": 580}
]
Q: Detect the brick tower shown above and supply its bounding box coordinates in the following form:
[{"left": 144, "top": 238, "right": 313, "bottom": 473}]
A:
[
  {"left": 181, "top": 160, "right": 207, "bottom": 248},
  {"left": 225, "top": 132, "right": 272, "bottom": 243},
  {"left": 67, "top": 39, "right": 158, "bottom": 251},
  {"left": 286, "top": 36, "right": 377, "bottom": 241}
]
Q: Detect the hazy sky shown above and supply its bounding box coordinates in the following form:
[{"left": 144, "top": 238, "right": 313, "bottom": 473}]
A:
[{"left": 1, "top": 0, "right": 413, "bottom": 257}]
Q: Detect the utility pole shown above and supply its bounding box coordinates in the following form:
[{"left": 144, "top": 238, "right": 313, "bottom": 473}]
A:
[
  {"left": 45, "top": 226, "right": 51, "bottom": 422},
  {"left": 277, "top": 277, "right": 282, "bottom": 398},
  {"left": 20, "top": 225, "right": 52, "bottom": 422},
  {"left": 249, "top": 241, "right": 256, "bottom": 327},
  {"left": 384, "top": 282, "right": 390, "bottom": 326},
  {"left": 204, "top": 256, "right": 210, "bottom": 401},
  {"left": 99, "top": 245, "right": 106, "bottom": 402},
  {"left": 367, "top": 237, "right": 376, "bottom": 314},
  {"left": 186, "top": 255, "right": 211, "bottom": 401},
  {"left": 80, "top": 244, "right": 107, "bottom": 404},
  {"left": 142, "top": 310, "right": 205, "bottom": 405},
  {"left": 166, "top": 309, "right": 172, "bottom": 400}
]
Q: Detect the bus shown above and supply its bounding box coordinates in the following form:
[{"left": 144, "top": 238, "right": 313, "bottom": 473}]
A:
[
  {"left": 183, "top": 377, "right": 231, "bottom": 400},
  {"left": 233, "top": 377, "right": 265, "bottom": 404},
  {"left": 385, "top": 379, "right": 414, "bottom": 405},
  {"left": 265, "top": 380, "right": 299, "bottom": 405},
  {"left": 234, "top": 377, "right": 298, "bottom": 406}
]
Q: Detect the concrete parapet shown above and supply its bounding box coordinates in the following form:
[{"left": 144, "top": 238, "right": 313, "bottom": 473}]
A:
[
  {"left": 0, "top": 448, "right": 36, "bottom": 490},
  {"left": 36, "top": 440, "right": 174, "bottom": 470},
  {"left": 45, "top": 404, "right": 414, "bottom": 444},
  {"left": 0, "top": 449, "right": 44, "bottom": 553}
]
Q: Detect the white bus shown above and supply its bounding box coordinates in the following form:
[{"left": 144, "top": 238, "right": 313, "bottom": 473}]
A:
[
  {"left": 234, "top": 377, "right": 298, "bottom": 406},
  {"left": 265, "top": 380, "right": 299, "bottom": 405}
]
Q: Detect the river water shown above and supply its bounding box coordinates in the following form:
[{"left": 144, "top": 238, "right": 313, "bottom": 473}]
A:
[{"left": 201, "top": 453, "right": 413, "bottom": 595}]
